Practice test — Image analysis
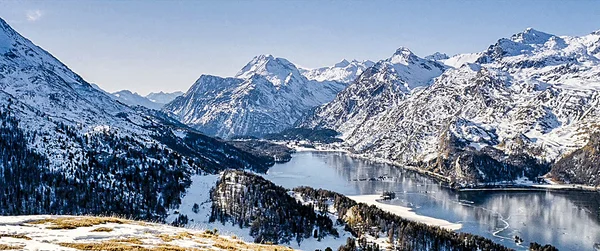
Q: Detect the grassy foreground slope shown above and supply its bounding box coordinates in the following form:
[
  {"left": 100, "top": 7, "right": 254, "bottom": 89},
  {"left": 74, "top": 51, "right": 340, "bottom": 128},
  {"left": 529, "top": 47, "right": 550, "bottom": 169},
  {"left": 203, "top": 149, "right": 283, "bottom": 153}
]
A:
[{"left": 0, "top": 215, "right": 294, "bottom": 251}]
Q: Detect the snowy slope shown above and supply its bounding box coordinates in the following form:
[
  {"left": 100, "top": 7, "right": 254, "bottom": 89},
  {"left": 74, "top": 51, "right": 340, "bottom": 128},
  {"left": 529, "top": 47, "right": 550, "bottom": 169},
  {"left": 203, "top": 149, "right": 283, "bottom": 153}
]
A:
[
  {"left": 164, "top": 55, "right": 345, "bottom": 138},
  {"left": 301, "top": 59, "right": 375, "bottom": 83},
  {"left": 299, "top": 47, "right": 447, "bottom": 137},
  {"left": 165, "top": 172, "right": 351, "bottom": 251},
  {"left": 441, "top": 52, "right": 482, "bottom": 68},
  {"left": 301, "top": 28, "right": 600, "bottom": 186},
  {"left": 0, "top": 215, "right": 294, "bottom": 251},
  {"left": 0, "top": 17, "right": 271, "bottom": 219}
]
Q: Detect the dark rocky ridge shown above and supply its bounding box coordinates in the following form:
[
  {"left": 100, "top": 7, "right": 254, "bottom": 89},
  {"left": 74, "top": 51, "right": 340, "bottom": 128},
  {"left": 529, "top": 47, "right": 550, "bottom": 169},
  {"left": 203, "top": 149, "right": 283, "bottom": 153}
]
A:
[{"left": 552, "top": 132, "right": 600, "bottom": 186}]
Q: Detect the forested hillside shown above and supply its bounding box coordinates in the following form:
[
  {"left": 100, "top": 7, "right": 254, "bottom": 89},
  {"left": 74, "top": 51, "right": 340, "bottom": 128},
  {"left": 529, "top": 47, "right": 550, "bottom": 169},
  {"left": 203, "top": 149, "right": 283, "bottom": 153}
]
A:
[
  {"left": 0, "top": 103, "right": 269, "bottom": 220},
  {"left": 0, "top": 17, "right": 271, "bottom": 222},
  {"left": 209, "top": 170, "right": 338, "bottom": 245}
]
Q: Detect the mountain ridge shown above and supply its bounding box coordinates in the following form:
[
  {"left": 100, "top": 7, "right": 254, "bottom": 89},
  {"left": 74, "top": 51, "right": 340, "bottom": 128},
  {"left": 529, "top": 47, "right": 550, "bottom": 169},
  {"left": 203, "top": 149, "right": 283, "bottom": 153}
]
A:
[
  {"left": 0, "top": 17, "right": 270, "bottom": 220},
  {"left": 299, "top": 28, "right": 600, "bottom": 187},
  {"left": 163, "top": 54, "right": 345, "bottom": 138}
]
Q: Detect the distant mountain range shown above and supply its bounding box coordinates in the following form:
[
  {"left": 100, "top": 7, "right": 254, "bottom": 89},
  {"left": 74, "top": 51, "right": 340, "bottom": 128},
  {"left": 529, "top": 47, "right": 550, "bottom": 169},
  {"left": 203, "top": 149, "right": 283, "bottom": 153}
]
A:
[
  {"left": 111, "top": 90, "right": 183, "bottom": 109},
  {"left": 300, "top": 59, "right": 375, "bottom": 83},
  {"left": 90, "top": 83, "right": 183, "bottom": 110},
  {"left": 156, "top": 27, "right": 600, "bottom": 187},
  {"left": 300, "top": 28, "right": 600, "bottom": 187}
]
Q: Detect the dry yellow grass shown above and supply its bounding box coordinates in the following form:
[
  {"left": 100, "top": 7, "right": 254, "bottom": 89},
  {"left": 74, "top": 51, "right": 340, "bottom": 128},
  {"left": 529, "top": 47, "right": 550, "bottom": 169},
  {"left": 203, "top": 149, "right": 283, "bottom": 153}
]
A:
[
  {"left": 27, "top": 217, "right": 127, "bottom": 230},
  {"left": 193, "top": 232, "right": 294, "bottom": 251},
  {"left": 20, "top": 216, "right": 293, "bottom": 251},
  {"left": 107, "top": 237, "right": 144, "bottom": 245},
  {"left": 54, "top": 234, "right": 292, "bottom": 251},
  {"left": 90, "top": 227, "right": 114, "bottom": 232},
  {"left": 58, "top": 242, "right": 204, "bottom": 251},
  {"left": 157, "top": 232, "right": 193, "bottom": 242},
  {"left": 0, "top": 244, "right": 24, "bottom": 250},
  {"left": 0, "top": 233, "right": 32, "bottom": 240}
]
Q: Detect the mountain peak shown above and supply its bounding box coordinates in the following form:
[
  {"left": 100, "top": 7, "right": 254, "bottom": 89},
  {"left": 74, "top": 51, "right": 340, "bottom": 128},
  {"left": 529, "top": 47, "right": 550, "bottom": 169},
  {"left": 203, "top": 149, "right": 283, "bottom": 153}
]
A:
[
  {"left": 235, "top": 55, "right": 303, "bottom": 87},
  {"left": 394, "top": 46, "right": 414, "bottom": 56},
  {"left": 253, "top": 54, "right": 275, "bottom": 61},
  {"left": 510, "top": 27, "right": 554, "bottom": 44},
  {"left": 334, "top": 59, "right": 350, "bottom": 68},
  {"left": 389, "top": 46, "right": 418, "bottom": 65},
  {"left": 113, "top": 90, "right": 136, "bottom": 96},
  {"left": 425, "top": 52, "right": 450, "bottom": 61}
]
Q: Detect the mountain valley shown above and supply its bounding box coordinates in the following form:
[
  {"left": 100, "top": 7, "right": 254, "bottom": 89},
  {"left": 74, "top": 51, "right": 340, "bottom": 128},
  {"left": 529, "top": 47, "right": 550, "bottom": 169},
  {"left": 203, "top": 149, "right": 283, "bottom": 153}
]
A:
[{"left": 0, "top": 12, "right": 597, "bottom": 251}]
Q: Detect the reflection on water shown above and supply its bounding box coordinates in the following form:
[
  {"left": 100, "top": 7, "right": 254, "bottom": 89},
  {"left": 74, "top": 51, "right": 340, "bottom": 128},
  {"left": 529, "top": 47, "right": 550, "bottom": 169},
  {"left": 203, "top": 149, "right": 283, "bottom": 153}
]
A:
[{"left": 263, "top": 151, "right": 600, "bottom": 251}]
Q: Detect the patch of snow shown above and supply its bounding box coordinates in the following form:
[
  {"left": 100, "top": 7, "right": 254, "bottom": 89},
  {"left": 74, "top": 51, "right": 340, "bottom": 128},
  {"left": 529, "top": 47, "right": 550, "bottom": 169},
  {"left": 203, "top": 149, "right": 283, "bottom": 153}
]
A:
[{"left": 347, "top": 195, "right": 462, "bottom": 230}]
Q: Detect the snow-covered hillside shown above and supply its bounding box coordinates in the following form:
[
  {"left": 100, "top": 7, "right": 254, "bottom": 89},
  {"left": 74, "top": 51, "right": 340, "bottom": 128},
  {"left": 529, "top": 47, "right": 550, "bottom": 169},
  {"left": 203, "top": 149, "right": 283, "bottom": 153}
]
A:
[
  {"left": 0, "top": 215, "right": 293, "bottom": 251},
  {"left": 299, "top": 47, "right": 446, "bottom": 138},
  {"left": 164, "top": 54, "right": 345, "bottom": 138},
  {"left": 301, "top": 59, "right": 375, "bottom": 83},
  {"left": 0, "top": 17, "right": 270, "bottom": 219},
  {"left": 301, "top": 28, "right": 600, "bottom": 186},
  {"left": 164, "top": 170, "right": 518, "bottom": 251}
]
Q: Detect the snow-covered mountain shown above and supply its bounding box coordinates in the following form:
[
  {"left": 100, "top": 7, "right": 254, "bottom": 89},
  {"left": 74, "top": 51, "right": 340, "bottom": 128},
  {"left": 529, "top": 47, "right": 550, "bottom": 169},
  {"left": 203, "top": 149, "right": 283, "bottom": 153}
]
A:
[
  {"left": 301, "top": 59, "right": 375, "bottom": 83},
  {"left": 164, "top": 54, "right": 345, "bottom": 138},
  {"left": 0, "top": 17, "right": 270, "bottom": 219},
  {"left": 146, "top": 91, "right": 184, "bottom": 104},
  {"left": 108, "top": 90, "right": 183, "bottom": 110},
  {"left": 112, "top": 90, "right": 164, "bottom": 109},
  {"left": 425, "top": 52, "right": 450, "bottom": 61},
  {"left": 299, "top": 47, "right": 446, "bottom": 137},
  {"left": 301, "top": 28, "right": 600, "bottom": 186}
]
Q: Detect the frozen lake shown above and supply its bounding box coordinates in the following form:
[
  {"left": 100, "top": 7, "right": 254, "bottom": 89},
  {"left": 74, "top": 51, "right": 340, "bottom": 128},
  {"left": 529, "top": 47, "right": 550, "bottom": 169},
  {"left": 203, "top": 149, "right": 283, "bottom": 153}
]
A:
[{"left": 263, "top": 151, "right": 600, "bottom": 251}]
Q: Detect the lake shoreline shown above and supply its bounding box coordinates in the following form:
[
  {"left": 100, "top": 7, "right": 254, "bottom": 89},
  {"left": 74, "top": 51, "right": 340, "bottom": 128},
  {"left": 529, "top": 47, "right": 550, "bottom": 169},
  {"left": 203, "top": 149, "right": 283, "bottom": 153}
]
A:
[
  {"left": 279, "top": 144, "right": 600, "bottom": 193},
  {"left": 265, "top": 150, "right": 600, "bottom": 251},
  {"left": 347, "top": 194, "right": 463, "bottom": 231}
]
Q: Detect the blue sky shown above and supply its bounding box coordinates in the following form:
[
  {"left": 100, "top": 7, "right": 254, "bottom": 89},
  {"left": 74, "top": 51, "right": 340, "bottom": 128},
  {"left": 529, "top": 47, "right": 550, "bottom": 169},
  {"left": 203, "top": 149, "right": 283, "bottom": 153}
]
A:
[{"left": 1, "top": 1, "right": 599, "bottom": 95}]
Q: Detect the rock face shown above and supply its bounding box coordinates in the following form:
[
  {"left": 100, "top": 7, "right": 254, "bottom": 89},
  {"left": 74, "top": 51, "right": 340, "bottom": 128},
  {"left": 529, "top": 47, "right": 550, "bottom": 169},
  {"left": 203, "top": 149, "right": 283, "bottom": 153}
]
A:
[
  {"left": 164, "top": 55, "right": 345, "bottom": 138},
  {"left": 0, "top": 17, "right": 269, "bottom": 219},
  {"left": 552, "top": 132, "right": 600, "bottom": 186},
  {"left": 300, "top": 28, "right": 600, "bottom": 186},
  {"left": 425, "top": 52, "right": 450, "bottom": 61}
]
